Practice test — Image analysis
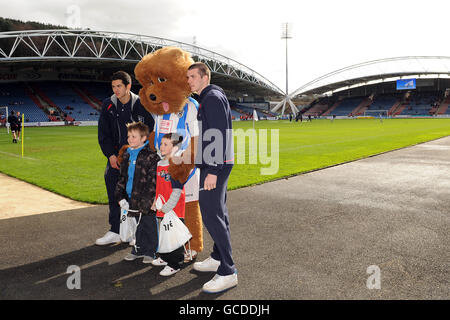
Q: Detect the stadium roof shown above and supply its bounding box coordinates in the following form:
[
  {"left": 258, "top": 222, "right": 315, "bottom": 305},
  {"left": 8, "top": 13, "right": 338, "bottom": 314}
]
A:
[
  {"left": 290, "top": 56, "right": 450, "bottom": 98},
  {"left": 0, "top": 29, "right": 284, "bottom": 98}
]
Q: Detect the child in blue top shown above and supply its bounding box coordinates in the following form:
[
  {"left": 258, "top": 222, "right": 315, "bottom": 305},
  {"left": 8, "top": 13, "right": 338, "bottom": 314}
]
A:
[{"left": 115, "top": 122, "right": 160, "bottom": 263}]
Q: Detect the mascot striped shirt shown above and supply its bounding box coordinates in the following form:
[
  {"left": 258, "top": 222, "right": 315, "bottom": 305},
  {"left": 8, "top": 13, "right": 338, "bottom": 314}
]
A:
[
  {"left": 152, "top": 97, "right": 200, "bottom": 203},
  {"left": 153, "top": 97, "right": 199, "bottom": 152}
]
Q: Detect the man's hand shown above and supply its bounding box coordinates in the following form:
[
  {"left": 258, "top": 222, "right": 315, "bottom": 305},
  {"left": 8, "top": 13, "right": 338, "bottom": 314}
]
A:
[
  {"left": 109, "top": 155, "right": 120, "bottom": 169},
  {"left": 204, "top": 174, "right": 217, "bottom": 191}
]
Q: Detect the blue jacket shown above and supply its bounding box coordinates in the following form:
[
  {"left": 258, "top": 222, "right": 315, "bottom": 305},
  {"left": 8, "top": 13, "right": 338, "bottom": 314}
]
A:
[
  {"left": 195, "top": 84, "right": 234, "bottom": 175},
  {"left": 98, "top": 91, "right": 154, "bottom": 159}
]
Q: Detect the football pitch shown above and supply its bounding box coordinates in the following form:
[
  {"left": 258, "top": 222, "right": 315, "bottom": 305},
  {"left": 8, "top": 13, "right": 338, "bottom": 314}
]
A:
[{"left": 1, "top": 118, "right": 449, "bottom": 204}]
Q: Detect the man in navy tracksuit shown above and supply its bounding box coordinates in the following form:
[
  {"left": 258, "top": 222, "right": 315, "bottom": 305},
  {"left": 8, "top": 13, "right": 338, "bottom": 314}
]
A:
[
  {"left": 187, "top": 62, "right": 237, "bottom": 293},
  {"left": 96, "top": 71, "right": 154, "bottom": 246}
]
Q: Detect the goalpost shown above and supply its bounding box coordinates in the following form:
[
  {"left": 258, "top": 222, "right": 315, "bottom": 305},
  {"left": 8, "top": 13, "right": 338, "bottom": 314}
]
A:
[
  {"left": 0, "top": 106, "right": 9, "bottom": 134},
  {"left": 364, "top": 109, "right": 388, "bottom": 118}
]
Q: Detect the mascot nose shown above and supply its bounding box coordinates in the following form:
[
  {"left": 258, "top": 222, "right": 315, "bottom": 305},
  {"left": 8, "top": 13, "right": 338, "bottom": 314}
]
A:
[{"left": 149, "top": 94, "right": 157, "bottom": 101}]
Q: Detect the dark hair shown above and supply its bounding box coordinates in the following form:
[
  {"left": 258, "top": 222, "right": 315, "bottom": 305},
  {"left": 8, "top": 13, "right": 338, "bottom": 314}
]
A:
[
  {"left": 188, "top": 62, "right": 211, "bottom": 80},
  {"left": 126, "top": 121, "right": 149, "bottom": 137},
  {"left": 162, "top": 133, "right": 183, "bottom": 147},
  {"left": 111, "top": 71, "right": 132, "bottom": 86}
]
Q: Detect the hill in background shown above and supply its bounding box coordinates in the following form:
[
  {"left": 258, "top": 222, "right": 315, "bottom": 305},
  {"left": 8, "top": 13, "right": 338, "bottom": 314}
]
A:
[{"left": 0, "top": 17, "right": 67, "bottom": 32}]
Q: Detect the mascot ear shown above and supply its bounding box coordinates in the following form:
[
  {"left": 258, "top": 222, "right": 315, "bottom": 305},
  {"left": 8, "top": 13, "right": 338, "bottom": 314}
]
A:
[
  {"left": 168, "top": 158, "right": 194, "bottom": 184},
  {"left": 167, "top": 136, "right": 197, "bottom": 183},
  {"left": 148, "top": 131, "right": 156, "bottom": 152}
]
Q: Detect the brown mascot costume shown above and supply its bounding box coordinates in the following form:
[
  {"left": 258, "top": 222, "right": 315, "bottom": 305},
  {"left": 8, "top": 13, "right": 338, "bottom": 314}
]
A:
[{"left": 133, "top": 46, "right": 203, "bottom": 259}]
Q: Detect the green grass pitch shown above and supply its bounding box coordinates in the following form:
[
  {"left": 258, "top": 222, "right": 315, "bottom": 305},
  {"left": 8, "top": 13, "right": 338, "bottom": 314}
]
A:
[{"left": 1, "top": 118, "right": 449, "bottom": 204}]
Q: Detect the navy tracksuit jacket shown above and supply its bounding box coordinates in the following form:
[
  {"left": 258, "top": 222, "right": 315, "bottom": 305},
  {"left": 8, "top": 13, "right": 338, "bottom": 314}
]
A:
[
  {"left": 98, "top": 91, "right": 154, "bottom": 234},
  {"left": 196, "top": 84, "right": 236, "bottom": 276}
]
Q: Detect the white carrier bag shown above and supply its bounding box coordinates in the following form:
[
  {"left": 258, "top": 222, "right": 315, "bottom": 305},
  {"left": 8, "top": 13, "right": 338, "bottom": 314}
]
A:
[
  {"left": 156, "top": 196, "right": 192, "bottom": 253},
  {"left": 119, "top": 208, "right": 137, "bottom": 243}
]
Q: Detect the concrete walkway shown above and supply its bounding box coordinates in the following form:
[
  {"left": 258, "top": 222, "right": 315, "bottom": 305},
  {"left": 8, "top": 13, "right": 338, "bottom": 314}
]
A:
[{"left": 0, "top": 172, "right": 94, "bottom": 220}]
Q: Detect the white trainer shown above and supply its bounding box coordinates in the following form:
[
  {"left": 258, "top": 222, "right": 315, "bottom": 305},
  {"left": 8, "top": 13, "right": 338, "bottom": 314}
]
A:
[
  {"left": 151, "top": 257, "right": 168, "bottom": 266},
  {"left": 142, "top": 256, "right": 155, "bottom": 264},
  {"left": 202, "top": 272, "right": 238, "bottom": 294},
  {"left": 95, "top": 231, "right": 121, "bottom": 246},
  {"left": 193, "top": 256, "right": 221, "bottom": 272},
  {"left": 124, "top": 253, "right": 144, "bottom": 261},
  {"left": 159, "top": 266, "right": 180, "bottom": 276}
]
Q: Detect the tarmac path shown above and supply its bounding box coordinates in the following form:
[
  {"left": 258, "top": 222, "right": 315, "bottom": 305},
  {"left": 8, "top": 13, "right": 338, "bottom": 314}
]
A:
[{"left": 0, "top": 136, "right": 449, "bottom": 300}]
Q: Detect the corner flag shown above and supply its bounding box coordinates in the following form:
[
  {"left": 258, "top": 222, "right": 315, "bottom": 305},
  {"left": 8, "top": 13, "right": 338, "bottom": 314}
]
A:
[
  {"left": 21, "top": 113, "right": 24, "bottom": 158},
  {"left": 253, "top": 109, "right": 258, "bottom": 121},
  {"left": 252, "top": 109, "right": 258, "bottom": 129}
]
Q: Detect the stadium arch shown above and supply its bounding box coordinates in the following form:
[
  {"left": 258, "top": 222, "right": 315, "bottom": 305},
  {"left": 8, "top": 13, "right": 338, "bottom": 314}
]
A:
[
  {"left": 290, "top": 56, "right": 450, "bottom": 97},
  {"left": 282, "top": 56, "right": 450, "bottom": 118},
  {"left": 0, "top": 29, "right": 284, "bottom": 97},
  {"left": 0, "top": 29, "right": 285, "bottom": 124}
]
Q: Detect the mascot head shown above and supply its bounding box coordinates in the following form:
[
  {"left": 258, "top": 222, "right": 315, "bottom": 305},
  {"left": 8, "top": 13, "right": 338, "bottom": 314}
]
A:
[{"left": 134, "top": 46, "right": 194, "bottom": 115}]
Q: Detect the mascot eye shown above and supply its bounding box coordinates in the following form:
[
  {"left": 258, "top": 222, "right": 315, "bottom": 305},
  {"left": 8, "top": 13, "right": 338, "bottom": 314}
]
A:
[{"left": 158, "top": 77, "right": 167, "bottom": 83}]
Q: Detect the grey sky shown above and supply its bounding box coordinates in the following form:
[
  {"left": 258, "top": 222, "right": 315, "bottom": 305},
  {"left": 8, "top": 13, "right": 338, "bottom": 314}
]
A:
[{"left": 2, "top": 0, "right": 450, "bottom": 94}]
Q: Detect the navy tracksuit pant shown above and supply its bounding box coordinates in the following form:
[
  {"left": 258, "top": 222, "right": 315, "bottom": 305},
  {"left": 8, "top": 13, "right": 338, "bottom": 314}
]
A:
[
  {"left": 104, "top": 161, "right": 121, "bottom": 234},
  {"left": 132, "top": 214, "right": 158, "bottom": 258},
  {"left": 199, "top": 165, "right": 236, "bottom": 276}
]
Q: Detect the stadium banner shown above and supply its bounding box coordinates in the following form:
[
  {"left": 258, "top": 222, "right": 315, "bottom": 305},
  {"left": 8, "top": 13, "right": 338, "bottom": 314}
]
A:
[
  {"left": 238, "top": 102, "right": 270, "bottom": 110},
  {"left": 23, "top": 121, "right": 99, "bottom": 127},
  {"left": 396, "top": 78, "right": 416, "bottom": 90},
  {"left": 416, "top": 79, "right": 435, "bottom": 87},
  {"left": 24, "top": 121, "right": 66, "bottom": 127},
  {"left": 75, "top": 121, "right": 98, "bottom": 126}
]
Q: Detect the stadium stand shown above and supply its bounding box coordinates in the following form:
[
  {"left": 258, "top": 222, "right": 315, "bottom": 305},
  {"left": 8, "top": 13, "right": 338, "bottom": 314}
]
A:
[
  {"left": 35, "top": 81, "right": 100, "bottom": 121},
  {"left": 436, "top": 95, "right": 450, "bottom": 115},
  {"left": 303, "top": 101, "right": 331, "bottom": 117},
  {"left": 305, "top": 91, "right": 446, "bottom": 117},
  {"left": 70, "top": 83, "right": 101, "bottom": 111},
  {"left": 2, "top": 78, "right": 449, "bottom": 124},
  {"left": 229, "top": 107, "right": 242, "bottom": 120},
  {"left": 0, "top": 83, "right": 49, "bottom": 122},
  {"left": 328, "top": 97, "right": 364, "bottom": 116},
  {"left": 365, "top": 93, "right": 400, "bottom": 116},
  {"left": 351, "top": 97, "right": 373, "bottom": 116},
  {"left": 78, "top": 82, "right": 111, "bottom": 106},
  {"left": 400, "top": 91, "right": 439, "bottom": 116},
  {"left": 235, "top": 105, "right": 266, "bottom": 118}
]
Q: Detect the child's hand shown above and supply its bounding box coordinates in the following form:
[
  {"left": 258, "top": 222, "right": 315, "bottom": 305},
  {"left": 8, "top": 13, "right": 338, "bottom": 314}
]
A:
[{"left": 119, "top": 199, "right": 129, "bottom": 211}]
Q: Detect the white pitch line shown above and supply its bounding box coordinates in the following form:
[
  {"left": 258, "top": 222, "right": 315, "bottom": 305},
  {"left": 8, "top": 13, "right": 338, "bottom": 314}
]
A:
[{"left": 0, "top": 150, "right": 39, "bottom": 161}]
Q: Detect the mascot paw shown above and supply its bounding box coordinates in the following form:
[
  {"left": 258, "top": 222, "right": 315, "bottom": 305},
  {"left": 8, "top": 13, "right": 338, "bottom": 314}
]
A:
[
  {"left": 117, "top": 145, "right": 129, "bottom": 165},
  {"left": 168, "top": 157, "right": 194, "bottom": 184}
]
